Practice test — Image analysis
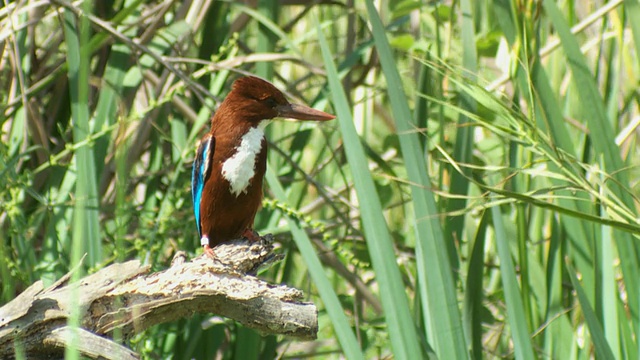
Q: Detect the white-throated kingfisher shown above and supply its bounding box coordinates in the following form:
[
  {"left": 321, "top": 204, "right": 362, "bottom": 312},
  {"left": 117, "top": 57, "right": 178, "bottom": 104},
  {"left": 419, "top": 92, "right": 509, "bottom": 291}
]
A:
[{"left": 191, "top": 76, "right": 335, "bottom": 257}]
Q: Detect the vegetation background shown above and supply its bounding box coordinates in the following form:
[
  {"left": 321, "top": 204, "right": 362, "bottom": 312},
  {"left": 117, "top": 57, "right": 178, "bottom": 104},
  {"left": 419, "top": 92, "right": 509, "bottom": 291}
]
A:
[{"left": 2, "top": 0, "right": 639, "bottom": 359}]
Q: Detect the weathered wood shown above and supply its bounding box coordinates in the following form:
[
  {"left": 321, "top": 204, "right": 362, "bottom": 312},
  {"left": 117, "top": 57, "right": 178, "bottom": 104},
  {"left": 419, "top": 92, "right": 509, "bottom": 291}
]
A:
[{"left": 0, "top": 235, "right": 317, "bottom": 359}]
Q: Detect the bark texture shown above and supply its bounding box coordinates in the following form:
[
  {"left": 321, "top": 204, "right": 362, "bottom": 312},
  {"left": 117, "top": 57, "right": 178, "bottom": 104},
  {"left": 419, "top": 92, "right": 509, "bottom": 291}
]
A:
[{"left": 0, "top": 235, "right": 317, "bottom": 359}]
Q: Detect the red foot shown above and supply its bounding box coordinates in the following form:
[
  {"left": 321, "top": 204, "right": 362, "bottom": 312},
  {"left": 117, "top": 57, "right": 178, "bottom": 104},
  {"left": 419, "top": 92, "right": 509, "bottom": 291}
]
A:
[
  {"left": 203, "top": 244, "right": 216, "bottom": 259},
  {"left": 242, "top": 228, "right": 260, "bottom": 242}
]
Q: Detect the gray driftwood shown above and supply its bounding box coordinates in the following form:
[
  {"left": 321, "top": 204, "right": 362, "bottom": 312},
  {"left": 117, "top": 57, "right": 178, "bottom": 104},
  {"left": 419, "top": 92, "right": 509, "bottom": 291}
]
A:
[{"left": 0, "top": 235, "right": 317, "bottom": 359}]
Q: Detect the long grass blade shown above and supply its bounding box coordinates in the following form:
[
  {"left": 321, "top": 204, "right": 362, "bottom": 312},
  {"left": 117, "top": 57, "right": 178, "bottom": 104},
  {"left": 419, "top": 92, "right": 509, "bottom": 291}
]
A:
[
  {"left": 624, "top": 0, "right": 640, "bottom": 69},
  {"left": 542, "top": 0, "right": 640, "bottom": 340},
  {"left": 362, "top": 2, "right": 468, "bottom": 358},
  {"left": 567, "top": 262, "right": 616, "bottom": 360},
  {"left": 317, "top": 15, "right": 425, "bottom": 360},
  {"left": 490, "top": 201, "right": 535, "bottom": 360},
  {"left": 62, "top": 3, "right": 98, "bottom": 359},
  {"left": 265, "top": 167, "right": 364, "bottom": 360},
  {"left": 445, "top": 0, "right": 477, "bottom": 261}
]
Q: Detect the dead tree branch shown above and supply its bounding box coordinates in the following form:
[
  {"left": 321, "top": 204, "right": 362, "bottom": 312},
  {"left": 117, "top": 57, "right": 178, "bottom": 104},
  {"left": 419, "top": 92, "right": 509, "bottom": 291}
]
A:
[{"left": 0, "top": 235, "right": 317, "bottom": 359}]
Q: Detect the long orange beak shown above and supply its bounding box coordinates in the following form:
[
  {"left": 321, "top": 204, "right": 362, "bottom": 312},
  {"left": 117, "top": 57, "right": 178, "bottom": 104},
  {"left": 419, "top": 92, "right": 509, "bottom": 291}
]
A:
[{"left": 276, "top": 103, "right": 335, "bottom": 121}]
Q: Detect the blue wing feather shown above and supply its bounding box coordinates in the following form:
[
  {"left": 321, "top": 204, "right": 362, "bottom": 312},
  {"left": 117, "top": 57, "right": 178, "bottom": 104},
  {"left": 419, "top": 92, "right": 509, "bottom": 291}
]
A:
[{"left": 191, "top": 134, "right": 215, "bottom": 238}]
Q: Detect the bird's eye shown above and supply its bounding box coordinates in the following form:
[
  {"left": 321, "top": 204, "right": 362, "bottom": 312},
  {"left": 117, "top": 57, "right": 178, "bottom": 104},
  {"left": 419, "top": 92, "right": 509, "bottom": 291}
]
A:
[{"left": 264, "top": 97, "right": 278, "bottom": 108}]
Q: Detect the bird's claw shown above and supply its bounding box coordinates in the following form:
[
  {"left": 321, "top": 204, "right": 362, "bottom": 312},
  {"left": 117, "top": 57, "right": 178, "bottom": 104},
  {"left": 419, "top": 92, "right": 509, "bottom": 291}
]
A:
[
  {"left": 242, "top": 228, "right": 260, "bottom": 242},
  {"left": 201, "top": 236, "right": 218, "bottom": 260},
  {"left": 203, "top": 244, "right": 217, "bottom": 259}
]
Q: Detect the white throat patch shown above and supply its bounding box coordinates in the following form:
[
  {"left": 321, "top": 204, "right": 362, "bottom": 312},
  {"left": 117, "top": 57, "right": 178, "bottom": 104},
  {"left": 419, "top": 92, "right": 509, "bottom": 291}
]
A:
[{"left": 221, "top": 122, "right": 269, "bottom": 197}]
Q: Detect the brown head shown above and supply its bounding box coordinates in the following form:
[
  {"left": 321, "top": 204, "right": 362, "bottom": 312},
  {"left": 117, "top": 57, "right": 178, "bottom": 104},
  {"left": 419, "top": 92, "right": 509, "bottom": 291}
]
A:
[{"left": 214, "top": 76, "right": 335, "bottom": 125}]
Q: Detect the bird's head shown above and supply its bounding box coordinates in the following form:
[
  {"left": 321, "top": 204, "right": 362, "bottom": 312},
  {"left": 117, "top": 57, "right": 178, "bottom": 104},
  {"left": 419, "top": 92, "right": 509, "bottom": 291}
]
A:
[{"left": 216, "top": 76, "right": 335, "bottom": 125}]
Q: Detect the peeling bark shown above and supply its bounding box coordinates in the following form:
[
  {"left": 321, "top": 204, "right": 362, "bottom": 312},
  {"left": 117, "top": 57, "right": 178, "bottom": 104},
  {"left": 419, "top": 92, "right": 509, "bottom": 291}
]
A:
[{"left": 0, "top": 235, "right": 317, "bottom": 359}]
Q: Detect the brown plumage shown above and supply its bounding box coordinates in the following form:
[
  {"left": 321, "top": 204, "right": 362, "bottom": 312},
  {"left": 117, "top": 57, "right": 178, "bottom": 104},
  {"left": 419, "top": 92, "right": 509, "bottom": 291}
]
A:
[{"left": 192, "top": 76, "right": 335, "bottom": 256}]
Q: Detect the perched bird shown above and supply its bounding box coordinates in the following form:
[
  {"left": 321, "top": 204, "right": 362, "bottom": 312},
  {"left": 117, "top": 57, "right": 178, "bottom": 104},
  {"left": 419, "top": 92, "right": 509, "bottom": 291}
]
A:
[{"left": 191, "top": 76, "right": 335, "bottom": 257}]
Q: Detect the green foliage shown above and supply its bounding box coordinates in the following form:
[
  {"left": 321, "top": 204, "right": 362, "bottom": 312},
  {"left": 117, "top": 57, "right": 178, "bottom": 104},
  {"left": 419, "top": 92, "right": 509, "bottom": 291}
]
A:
[{"left": 1, "top": 0, "right": 639, "bottom": 358}]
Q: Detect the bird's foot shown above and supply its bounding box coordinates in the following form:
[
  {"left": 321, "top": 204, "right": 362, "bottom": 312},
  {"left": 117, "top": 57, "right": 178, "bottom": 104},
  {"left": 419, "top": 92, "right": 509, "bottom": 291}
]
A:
[
  {"left": 201, "top": 236, "right": 218, "bottom": 260},
  {"left": 242, "top": 228, "right": 260, "bottom": 242},
  {"left": 203, "top": 244, "right": 217, "bottom": 259}
]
